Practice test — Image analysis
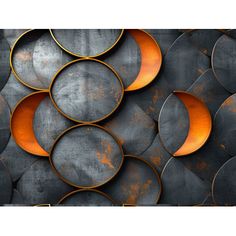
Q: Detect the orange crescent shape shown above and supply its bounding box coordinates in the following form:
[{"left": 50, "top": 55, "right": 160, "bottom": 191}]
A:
[
  {"left": 11, "top": 91, "right": 49, "bottom": 157},
  {"left": 125, "top": 29, "right": 162, "bottom": 91},
  {"left": 173, "top": 91, "right": 212, "bottom": 156}
]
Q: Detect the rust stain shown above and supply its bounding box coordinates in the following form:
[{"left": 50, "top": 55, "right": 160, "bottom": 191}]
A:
[
  {"left": 126, "top": 183, "right": 139, "bottom": 204},
  {"left": 197, "top": 68, "right": 205, "bottom": 75},
  {"left": 220, "top": 144, "right": 226, "bottom": 150},
  {"left": 196, "top": 161, "right": 208, "bottom": 170},
  {"left": 151, "top": 156, "right": 161, "bottom": 166},
  {"left": 15, "top": 51, "right": 32, "bottom": 61}
]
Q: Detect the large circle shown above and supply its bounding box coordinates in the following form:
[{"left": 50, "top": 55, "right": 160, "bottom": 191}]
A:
[
  {"left": 50, "top": 124, "right": 124, "bottom": 188},
  {"left": 50, "top": 59, "right": 124, "bottom": 123},
  {"left": 50, "top": 29, "right": 124, "bottom": 57}
]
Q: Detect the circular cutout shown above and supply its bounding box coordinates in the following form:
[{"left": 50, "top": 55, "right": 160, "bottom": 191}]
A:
[
  {"left": 10, "top": 29, "right": 74, "bottom": 90},
  {"left": 50, "top": 124, "right": 124, "bottom": 188},
  {"left": 100, "top": 155, "right": 162, "bottom": 205},
  {"left": 58, "top": 189, "right": 114, "bottom": 206},
  {"left": 159, "top": 91, "right": 212, "bottom": 156},
  {"left": 50, "top": 29, "right": 124, "bottom": 57},
  {"left": 11, "top": 91, "right": 49, "bottom": 156},
  {"left": 49, "top": 58, "right": 124, "bottom": 123}
]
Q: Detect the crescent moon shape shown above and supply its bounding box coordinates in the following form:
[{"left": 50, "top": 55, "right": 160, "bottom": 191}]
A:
[
  {"left": 172, "top": 91, "right": 212, "bottom": 156},
  {"left": 125, "top": 29, "right": 162, "bottom": 91},
  {"left": 11, "top": 91, "right": 49, "bottom": 157}
]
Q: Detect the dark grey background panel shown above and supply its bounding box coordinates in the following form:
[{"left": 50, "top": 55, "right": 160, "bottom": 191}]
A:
[{"left": 10, "top": 189, "right": 25, "bottom": 205}]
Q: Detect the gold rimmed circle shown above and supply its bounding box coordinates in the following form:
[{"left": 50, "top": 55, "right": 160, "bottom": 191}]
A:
[
  {"left": 49, "top": 58, "right": 125, "bottom": 124},
  {"left": 49, "top": 29, "right": 124, "bottom": 58},
  {"left": 49, "top": 123, "right": 124, "bottom": 189}
]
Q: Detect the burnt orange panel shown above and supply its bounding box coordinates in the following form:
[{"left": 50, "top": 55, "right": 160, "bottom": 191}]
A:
[
  {"left": 125, "top": 29, "right": 162, "bottom": 91},
  {"left": 11, "top": 91, "right": 49, "bottom": 157},
  {"left": 173, "top": 91, "right": 212, "bottom": 156}
]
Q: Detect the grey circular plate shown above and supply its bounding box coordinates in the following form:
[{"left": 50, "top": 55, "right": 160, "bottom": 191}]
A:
[
  {"left": 212, "top": 156, "right": 236, "bottom": 205},
  {"left": 50, "top": 124, "right": 124, "bottom": 188},
  {"left": 50, "top": 59, "right": 124, "bottom": 123},
  {"left": 11, "top": 29, "right": 74, "bottom": 90},
  {"left": 50, "top": 29, "right": 123, "bottom": 57},
  {"left": 58, "top": 189, "right": 114, "bottom": 206},
  {"left": 100, "top": 155, "right": 162, "bottom": 206}
]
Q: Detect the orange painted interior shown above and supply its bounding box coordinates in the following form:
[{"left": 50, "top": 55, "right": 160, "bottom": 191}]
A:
[
  {"left": 173, "top": 91, "right": 212, "bottom": 156},
  {"left": 11, "top": 92, "right": 49, "bottom": 156},
  {"left": 125, "top": 30, "right": 162, "bottom": 91}
]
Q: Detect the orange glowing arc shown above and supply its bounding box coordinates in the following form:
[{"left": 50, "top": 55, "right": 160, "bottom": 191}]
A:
[
  {"left": 173, "top": 91, "right": 212, "bottom": 157},
  {"left": 125, "top": 29, "right": 162, "bottom": 91},
  {"left": 11, "top": 91, "right": 49, "bottom": 157}
]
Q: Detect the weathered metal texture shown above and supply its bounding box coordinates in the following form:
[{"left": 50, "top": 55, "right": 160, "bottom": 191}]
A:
[
  {"left": 160, "top": 157, "right": 210, "bottom": 206},
  {"left": 103, "top": 98, "right": 157, "bottom": 155},
  {"left": 213, "top": 94, "right": 236, "bottom": 156},
  {"left": 1, "top": 72, "right": 33, "bottom": 110},
  {"left": 187, "top": 69, "right": 231, "bottom": 116},
  {"left": 141, "top": 134, "right": 171, "bottom": 173},
  {"left": 16, "top": 159, "right": 73, "bottom": 205},
  {"left": 50, "top": 59, "right": 124, "bottom": 123},
  {"left": 50, "top": 124, "right": 124, "bottom": 188},
  {"left": 212, "top": 30, "right": 236, "bottom": 93},
  {"left": 158, "top": 93, "right": 189, "bottom": 154},
  {"left": 0, "top": 137, "right": 38, "bottom": 181},
  {"left": 100, "top": 155, "right": 161, "bottom": 206},
  {"left": 163, "top": 31, "right": 210, "bottom": 91},
  {"left": 0, "top": 160, "right": 12, "bottom": 204},
  {"left": 58, "top": 189, "right": 114, "bottom": 206},
  {"left": 50, "top": 29, "right": 123, "bottom": 57},
  {"left": 0, "top": 32, "right": 10, "bottom": 91},
  {"left": 33, "top": 96, "right": 75, "bottom": 152},
  {"left": 10, "top": 189, "right": 25, "bottom": 205},
  {"left": 144, "top": 29, "right": 181, "bottom": 55},
  {"left": 3, "top": 29, "right": 28, "bottom": 48},
  {"left": 11, "top": 29, "right": 74, "bottom": 90},
  {"left": 0, "top": 94, "right": 11, "bottom": 154},
  {"left": 212, "top": 156, "right": 236, "bottom": 205}
]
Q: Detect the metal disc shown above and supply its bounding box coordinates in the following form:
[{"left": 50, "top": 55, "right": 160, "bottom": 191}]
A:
[
  {"left": 100, "top": 155, "right": 162, "bottom": 206},
  {"left": 212, "top": 156, "right": 236, "bottom": 205},
  {"left": 50, "top": 59, "right": 124, "bottom": 123},
  {"left": 33, "top": 96, "right": 74, "bottom": 152},
  {"left": 3, "top": 29, "right": 28, "bottom": 48},
  {"left": 58, "top": 189, "right": 114, "bottom": 206},
  {"left": 17, "top": 159, "right": 73, "bottom": 205},
  {"left": 160, "top": 157, "right": 210, "bottom": 205},
  {"left": 50, "top": 29, "right": 123, "bottom": 57},
  {"left": 11, "top": 29, "right": 74, "bottom": 90},
  {"left": 10, "top": 189, "right": 25, "bottom": 205},
  {"left": 50, "top": 124, "right": 124, "bottom": 188}
]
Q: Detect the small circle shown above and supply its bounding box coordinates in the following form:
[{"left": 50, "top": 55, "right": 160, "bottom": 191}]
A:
[
  {"left": 50, "top": 59, "right": 124, "bottom": 123},
  {"left": 50, "top": 124, "right": 124, "bottom": 188}
]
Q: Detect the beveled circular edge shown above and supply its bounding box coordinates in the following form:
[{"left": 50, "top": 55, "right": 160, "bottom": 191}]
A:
[
  {"left": 10, "top": 29, "right": 51, "bottom": 91},
  {"left": 57, "top": 188, "right": 116, "bottom": 205},
  {"left": 49, "top": 123, "right": 125, "bottom": 189},
  {"left": 49, "top": 58, "right": 125, "bottom": 124},
  {"left": 49, "top": 29, "right": 124, "bottom": 58},
  {"left": 10, "top": 90, "right": 49, "bottom": 157},
  {"left": 158, "top": 90, "right": 212, "bottom": 157},
  {"left": 123, "top": 155, "right": 162, "bottom": 205}
]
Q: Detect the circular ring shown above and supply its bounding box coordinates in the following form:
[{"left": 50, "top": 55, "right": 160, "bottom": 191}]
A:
[
  {"left": 49, "top": 58, "right": 124, "bottom": 124},
  {"left": 49, "top": 123, "right": 124, "bottom": 189},
  {"left": 49, "top": 29, "right": 124, "bottom": 58}
]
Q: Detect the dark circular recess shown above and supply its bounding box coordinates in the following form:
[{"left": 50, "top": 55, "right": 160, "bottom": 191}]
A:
[
  {"left": 212, "top": 29, "right": 236, "bottom": 93},
  {"left": 214, "top": 94, "right": 236, "bottom": 156},
  {"left": 58, "top": 189, "right": 114, "bottom": 206},
  {"left": 50, "top": 29, "right": 124, "bottom": 57},
  {"left": 50, "top": 124, "right": 124, "bottom": 188},
  {"left": 160, "top": 157, "right": 210, "bottom": 206},
  {"left": 0, "top": 94, "right": 11, "bottom": 154},
  {"left": 10, "top": 29, "right": 74, "bottom": 90},
  {"left": 0, "top": 34, "right": 11, "bottom": 91},
  {"left": 100, "top": 155, "right": 162, "bottom": 206},
  {"left": 0, "top": 160, "right": 12, "bottom": 204},
  {"left": 50, "top": 59, "right": 124, "bottom": 123},
  {"left": 33, "top": 96, "right": 75, "bottom": 152},
  {"left": 212, "top": 156, "right": 236, "bottom": 205},
  {"left": 16, "top": 159, "right": 73, "bottom": 205}
]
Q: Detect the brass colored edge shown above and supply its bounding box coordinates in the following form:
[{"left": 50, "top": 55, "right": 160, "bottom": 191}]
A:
[
  {"left": 49, "top": 29, "right": 124, "bottom": 58},
  {"left": 49, "top": 58, "right": 125, "bottom": 124},
  {"left": 49, "top": 123, "right": 125, "bottom": 189}
]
